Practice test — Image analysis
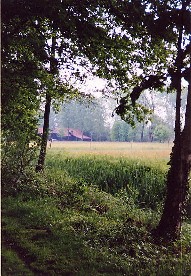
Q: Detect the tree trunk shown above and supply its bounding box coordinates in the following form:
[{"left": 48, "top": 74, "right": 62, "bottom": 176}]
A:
[
  {"left": 36, "top": 93, "right": 52, "bottom": 172},
  {"left": 141, "top": 121, "right": 144, "bottom": 142},
  {"left": 154, "top": 75, "right": 191, "bottom": 241},
  {"left": 153, "top": 4, "right": 191, "bottom": 240},
  {"left": 182, "top": 73, "right": 191, "bottom": 213},
  {"left": 36, "top": 34, "right": 56, "bottom": 172}
]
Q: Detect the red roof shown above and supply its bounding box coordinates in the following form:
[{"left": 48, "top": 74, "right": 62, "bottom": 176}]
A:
[
  {"left": 38, "top": 127, "right": 91, "bottom": 140},
  {"left": 64, "top": 128, "right": 90, "bottom": 139}
]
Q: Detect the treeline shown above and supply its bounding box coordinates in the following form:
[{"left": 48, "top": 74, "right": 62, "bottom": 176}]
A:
[
  {"left": 42, "top": 97, "right": 175, "bottom": 142},
  {"left": 111, "top": 118, "right": 173, "bottom": 142}
]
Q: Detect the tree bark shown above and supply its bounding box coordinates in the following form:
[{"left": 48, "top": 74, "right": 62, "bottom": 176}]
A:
[
  {"left": 36, "top": 34, "right": 56, "bottom": 172},
  {"left": 36, "top": 93, "right": 52, "bottom": 172},
  {"left": 153, "top": 4, "right": 191, "bottom": 239},
  {"left": 154, "top": 73, "right": 191, "bottom": 241},
  {"left": 182, "top": 51, "right": 191, "bottom": 214}
]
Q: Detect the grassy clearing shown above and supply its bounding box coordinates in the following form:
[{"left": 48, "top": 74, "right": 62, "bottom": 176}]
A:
[{"left": 2, "top": 142, "right": 191, "bottom": 275}]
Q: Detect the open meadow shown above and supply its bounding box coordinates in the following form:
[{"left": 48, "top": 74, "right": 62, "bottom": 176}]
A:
[{"left": 48, "top": 141, "right": 173, "bottom": 160}]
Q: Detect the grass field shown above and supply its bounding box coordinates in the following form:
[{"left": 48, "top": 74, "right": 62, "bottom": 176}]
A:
[
  {"left": 48, "top": 141, "right": 173, "bottom": 160},
  {"left": 2, "top": 141, "right": 191, "bottom": 275},
  {"left": 46, "top": 142, "right": 172, "bottom": 209}
]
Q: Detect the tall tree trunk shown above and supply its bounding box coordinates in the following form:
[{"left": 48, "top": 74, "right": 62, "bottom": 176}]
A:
[
  {"left": 182, "top": 73, "right": 191, "bottom": 212},
  {"left": 36, "top": 34, "right": 56, "bottom": 172},
  {"left": 154, "top": 72, "right": 191, "bottom": 241},
  {"left": 36, "top": 93, "right": 52, "bottom": 172},
  {"left": 154, "top": 2, "right": 191, "bottom": 240}
]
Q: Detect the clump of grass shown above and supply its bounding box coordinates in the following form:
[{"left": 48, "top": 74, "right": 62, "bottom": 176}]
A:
[
  {"left": 2, "top": 245, "right": 34, "bottom": 275},
  {"left": 46, "top": 154, "right": 167, "bottom": 209}
]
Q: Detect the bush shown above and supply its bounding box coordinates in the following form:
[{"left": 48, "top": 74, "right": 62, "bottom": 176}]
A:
[{"left": 1, "top": 127, "right": 42, "bottom": 197}]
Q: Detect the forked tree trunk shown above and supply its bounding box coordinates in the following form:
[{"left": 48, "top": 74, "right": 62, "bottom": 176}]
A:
[
  {"left": 36, "top": 34, "right": 56, "bottom": 172},
  {"left": 154, "top": 75, "right": 191, "bottom": 241},
  {"left": 154, "top": 8, "right": 191, "bottom": 240}
]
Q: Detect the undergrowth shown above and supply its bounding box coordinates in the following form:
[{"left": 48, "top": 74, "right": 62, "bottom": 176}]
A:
[
  {"left": 2, "top": 162, "right": 191, "bottom": 275},
  {"left": 46, "top": 154, "right": 167, "bottom": 209}
]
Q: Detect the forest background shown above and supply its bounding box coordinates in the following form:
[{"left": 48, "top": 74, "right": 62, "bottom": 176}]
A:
[{"left": 42, "top": 90, "right": 187, "bottom": 143}]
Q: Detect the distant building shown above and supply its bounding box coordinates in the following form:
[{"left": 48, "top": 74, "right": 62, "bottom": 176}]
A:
[{"left": 38, "top": 128, "right": 91, "bottom": 141}]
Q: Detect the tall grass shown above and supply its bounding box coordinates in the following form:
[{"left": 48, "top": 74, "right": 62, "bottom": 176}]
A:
[{"left": 46, "top": 153, "right": 168, "bottom": 209}]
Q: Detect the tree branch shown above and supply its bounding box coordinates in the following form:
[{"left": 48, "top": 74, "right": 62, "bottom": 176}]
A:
[{"left": 130, "top": 75, "right": 166, "bottom": 106}]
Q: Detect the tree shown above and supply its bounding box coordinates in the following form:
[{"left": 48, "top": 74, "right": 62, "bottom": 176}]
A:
[
  {"left": 36, "top": 33, "right": 57, "bottom": 172},
  {"left": 154, "top": 124, "right": 172, "bottom": 142},
  {"left": 111, "top": 120, "right": 134, "bottom": 141},
  {"left": 51, "top": 99, "right": 110, "bottom": 141},
  {"left": 151, "top": 1, "right": 191, "bottom": 240},
  {"left": 1, "top": 13, "right": 48, "bottom": 188},
  {"left": 2, "top": 0, "right": 191, "bottom": 240},
  {"left": 111, "top": 121, "right": 123, "bottom": 141},
  {"left": 2, "top": 0, "right": 112, "bottom": 171},
  {"left": 1, "top": 13, "right": 77, "bottom": 173},
  {"left": 103, "top": 0, "right": 191, "bottom": 240}
]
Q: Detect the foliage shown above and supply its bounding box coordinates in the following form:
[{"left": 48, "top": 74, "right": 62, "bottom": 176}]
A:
[
  {"left": 100, "top": 0, "right": 191, "bottom": 239},
  {"left": 1, "top": 135, "right": 40, "bottom": 197},
  {"left": 2, "top": 0, "right": 108, "bottom": 174},
  {"left": 111, "top": 120, "right": 130, "bottom": 141},
  {"left": 1, "top": 13, "right": 44, "bottom": 182},
  {"left": 154, "top": 124, "right": 172, "bottom": 142},
  {"left": 47, "top": 94, "right": 176, "bottom": 143},
  {"left": 111, "top": 115, "right": 174, "bottom": 142},
  {"left": 48, "top": 98, "right": 110, "bottom": 141},
  {"left": 2, "top": 14, "right": 44, "bottom": 181},
  {"left": 95, "top": 1, "right": 191, "bottom": 145}
]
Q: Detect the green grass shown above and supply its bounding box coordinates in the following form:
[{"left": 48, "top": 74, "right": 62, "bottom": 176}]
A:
[
  {"left": 46, "top": 153, "right": 167, "bottom": 209},
  {"left": 2, "top": 184, "right": 191, "bottom": 275},
  {"left": 2, "top": 143, "right": 191, "bottom": 275}
]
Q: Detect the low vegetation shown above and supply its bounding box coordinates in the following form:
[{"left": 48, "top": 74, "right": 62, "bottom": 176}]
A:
[
  {"left": 2, "top": 142, "right": 191, "bottom": 275},
  {"left": 46, "top": 155, "right": 167, "bottom": 210}
]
